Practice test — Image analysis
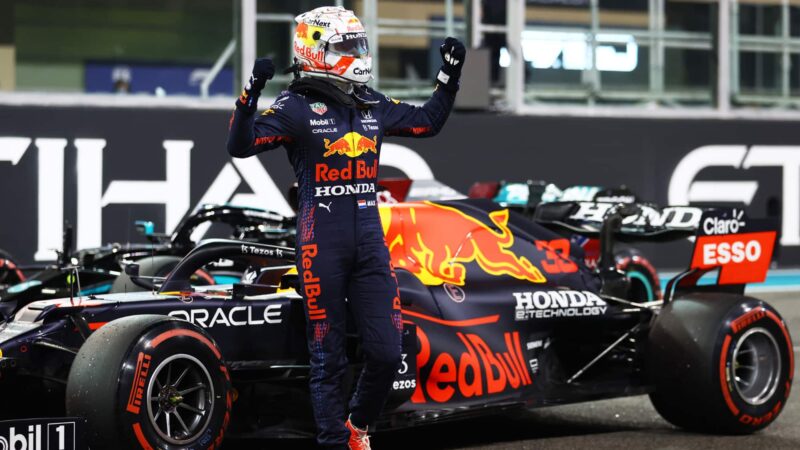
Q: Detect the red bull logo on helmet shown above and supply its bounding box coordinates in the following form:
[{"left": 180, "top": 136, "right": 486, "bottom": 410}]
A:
[
  {"left": 295, "top": 22, "right": 325, "bottom": 47},
  {"left": 323, "top": 132, "right": 378, "bottom": 158},
  {"left": 379, "top": 202, "right": 546, "bottom": 286},
  {"left": 347, "top": 17, "right": 365, "bottom": 32}
]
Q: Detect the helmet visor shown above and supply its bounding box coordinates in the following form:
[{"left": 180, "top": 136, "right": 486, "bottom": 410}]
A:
[{"left": 327, "top": 33, "right": 369, "bottom": 58}]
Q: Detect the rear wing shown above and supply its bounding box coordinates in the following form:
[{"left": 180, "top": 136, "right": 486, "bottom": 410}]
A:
[
  {"left": 533, "top": 202, "right": 777, "bottom": 295},
  {"left": 665, "top": 209, "right": 778, "bottom": 299},
  {"left": 533, "top": 201, "right": 703, "bottom": 242}
]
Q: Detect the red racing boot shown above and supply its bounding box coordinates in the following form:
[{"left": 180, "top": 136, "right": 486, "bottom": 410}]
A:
[{"left": 345, "top": 417, "right": 371, "bottom": 450}]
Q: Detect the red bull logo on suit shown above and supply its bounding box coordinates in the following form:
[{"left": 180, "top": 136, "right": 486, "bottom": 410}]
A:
[{"left": 323, "top": 132, "right": 378, "bottom": 158}]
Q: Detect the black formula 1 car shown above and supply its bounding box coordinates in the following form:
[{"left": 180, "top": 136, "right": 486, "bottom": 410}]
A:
[
  {"left": 463, "top": 179, "right": 661, "bottom": 300},
  {"left": 0, "top": 204, "right": 294, "bottom": 321},
  {"left": 0, "top": 197, "right": 791, "bottom": 449}
]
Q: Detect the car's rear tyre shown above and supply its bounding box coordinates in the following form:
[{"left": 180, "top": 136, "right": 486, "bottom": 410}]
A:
[
  {"left": 66, "top": 315, "right": 232, "bottom": 449},
  {"left": 648, "top": 293, "right": 793, "bottom": 434}
]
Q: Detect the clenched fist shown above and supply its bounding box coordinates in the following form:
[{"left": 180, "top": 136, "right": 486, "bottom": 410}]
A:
[
  {"left": 248, "top": 57, "right": 276, "bottom": 92},
  {"left": 437, "top": 37, "right": 466, "bottom": 90},
  {"left": 237, "top": 57, "right": 275, "bottom": 112}
]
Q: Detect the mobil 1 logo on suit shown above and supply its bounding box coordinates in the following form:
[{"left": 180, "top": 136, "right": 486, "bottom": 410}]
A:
[{"left": 0, "top": 418, "right": 86, "bottom": 450}]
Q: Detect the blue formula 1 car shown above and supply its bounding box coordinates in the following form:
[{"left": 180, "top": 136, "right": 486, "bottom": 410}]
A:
[{"left": 0, "top": 196, "right": 791, "bottom": 449}]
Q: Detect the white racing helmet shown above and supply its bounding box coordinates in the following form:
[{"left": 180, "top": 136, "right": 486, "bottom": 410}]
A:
[{"left": 293, "top": 6, "right": 372, "bottom": 84}]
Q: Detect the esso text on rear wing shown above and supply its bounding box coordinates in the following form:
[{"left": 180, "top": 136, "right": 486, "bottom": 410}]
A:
[
  {"left": 689, "top": 209, "right": 777, "bottom": 285},
  {"left": 662, "top": 208, "right": 778, "bottom": 301}
]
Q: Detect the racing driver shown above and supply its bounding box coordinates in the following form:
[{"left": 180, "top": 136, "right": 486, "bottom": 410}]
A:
[{"left": 226, "top": 6, "right": 464, "bottom": 449}]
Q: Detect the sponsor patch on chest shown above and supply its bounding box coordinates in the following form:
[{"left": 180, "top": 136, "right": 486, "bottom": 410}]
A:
[{"left": 310, "top": 102, "right": 328, "bottom": 115}]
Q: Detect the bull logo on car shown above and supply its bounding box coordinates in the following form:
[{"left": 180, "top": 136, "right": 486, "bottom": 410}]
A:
[{"left": 379, "top": 202, "right": 546, "bottom": 285}]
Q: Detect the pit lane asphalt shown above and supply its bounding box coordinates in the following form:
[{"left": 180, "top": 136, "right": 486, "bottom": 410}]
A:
[{"left": 229, "top": 291, "right": 800, "bottom": 450}]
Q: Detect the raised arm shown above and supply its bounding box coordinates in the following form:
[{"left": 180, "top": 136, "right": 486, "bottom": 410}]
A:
[
  {"left": 227, "top": 58, "right": 297, "bottom": 158},
  {"left": 382, "top": 37, "right": 466, "bottom": 138}
]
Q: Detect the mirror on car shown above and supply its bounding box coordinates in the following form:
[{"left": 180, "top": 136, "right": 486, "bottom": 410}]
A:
[
  {"left": 134, "top": 220, "right": 155, "bottom": 236},
  {"left": 124, "top": 263, "right": 140, "bottom": 277}
]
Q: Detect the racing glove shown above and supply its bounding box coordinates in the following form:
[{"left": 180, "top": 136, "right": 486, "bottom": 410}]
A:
[
  {"left": 236, "top": 57, "right": 276, "bottom": 113},
  {"left": 437, "top": 37, "right": 466, "bottom": 92}
]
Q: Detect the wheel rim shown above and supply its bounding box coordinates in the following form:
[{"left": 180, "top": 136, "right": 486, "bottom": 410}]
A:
[
  {"left": 146, "top": 354, "right": 215, "bottom": 445},
  {"left": 732, "top": 327, "right": 781, "bottom": 406}
]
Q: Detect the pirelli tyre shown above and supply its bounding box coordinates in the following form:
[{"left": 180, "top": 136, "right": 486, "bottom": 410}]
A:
[
  {"left": 648, "top": 293, "right": 793, "bottom": 434},
  {"left": 66, "top": 315, "right": 232, "bottom": 450}
]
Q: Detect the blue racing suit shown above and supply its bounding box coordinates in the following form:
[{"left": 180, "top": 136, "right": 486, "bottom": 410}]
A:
[{"left": 227, "top": 77, "right": 457, "bottom": 448}]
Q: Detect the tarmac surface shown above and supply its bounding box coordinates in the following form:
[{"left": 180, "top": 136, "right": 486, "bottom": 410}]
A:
[{"left": 229, "top": 291, "right": 800, "bottom": 450}]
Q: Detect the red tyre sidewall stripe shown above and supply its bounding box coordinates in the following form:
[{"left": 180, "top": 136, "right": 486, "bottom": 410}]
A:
[
  {"left": 149, "top": 328, "right": 222, "bottom": 359},
  {"left": 765, "top": 309, "right": 794, "bottom": 383},
  {"left": 0, "top": 259, "right": 25, "bottom": 282},
  {"left": 720, "top": 306, "right": 793, "bottom": 420},
  {"left": 195, "top": 269, "right": 216, "bottom": 285},
  {"left": 631, "top": 255, "right": 661, "bottom": 298},
  {"left": 616, "top": 255, "right": 662, "bottom": 299},
  {"left": 132, "top": 422, "right": 154, "bottom": 450},
  {"left": 220, "top": 365, "right": 231, "bottom": 382},
  {"left": 719, "top": 334, "right": 740, "bottom": 416}
]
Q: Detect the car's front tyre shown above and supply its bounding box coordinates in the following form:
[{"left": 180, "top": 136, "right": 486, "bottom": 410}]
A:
[{"left": 66, "top": 315, "right": 232, "bottom": 449}]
